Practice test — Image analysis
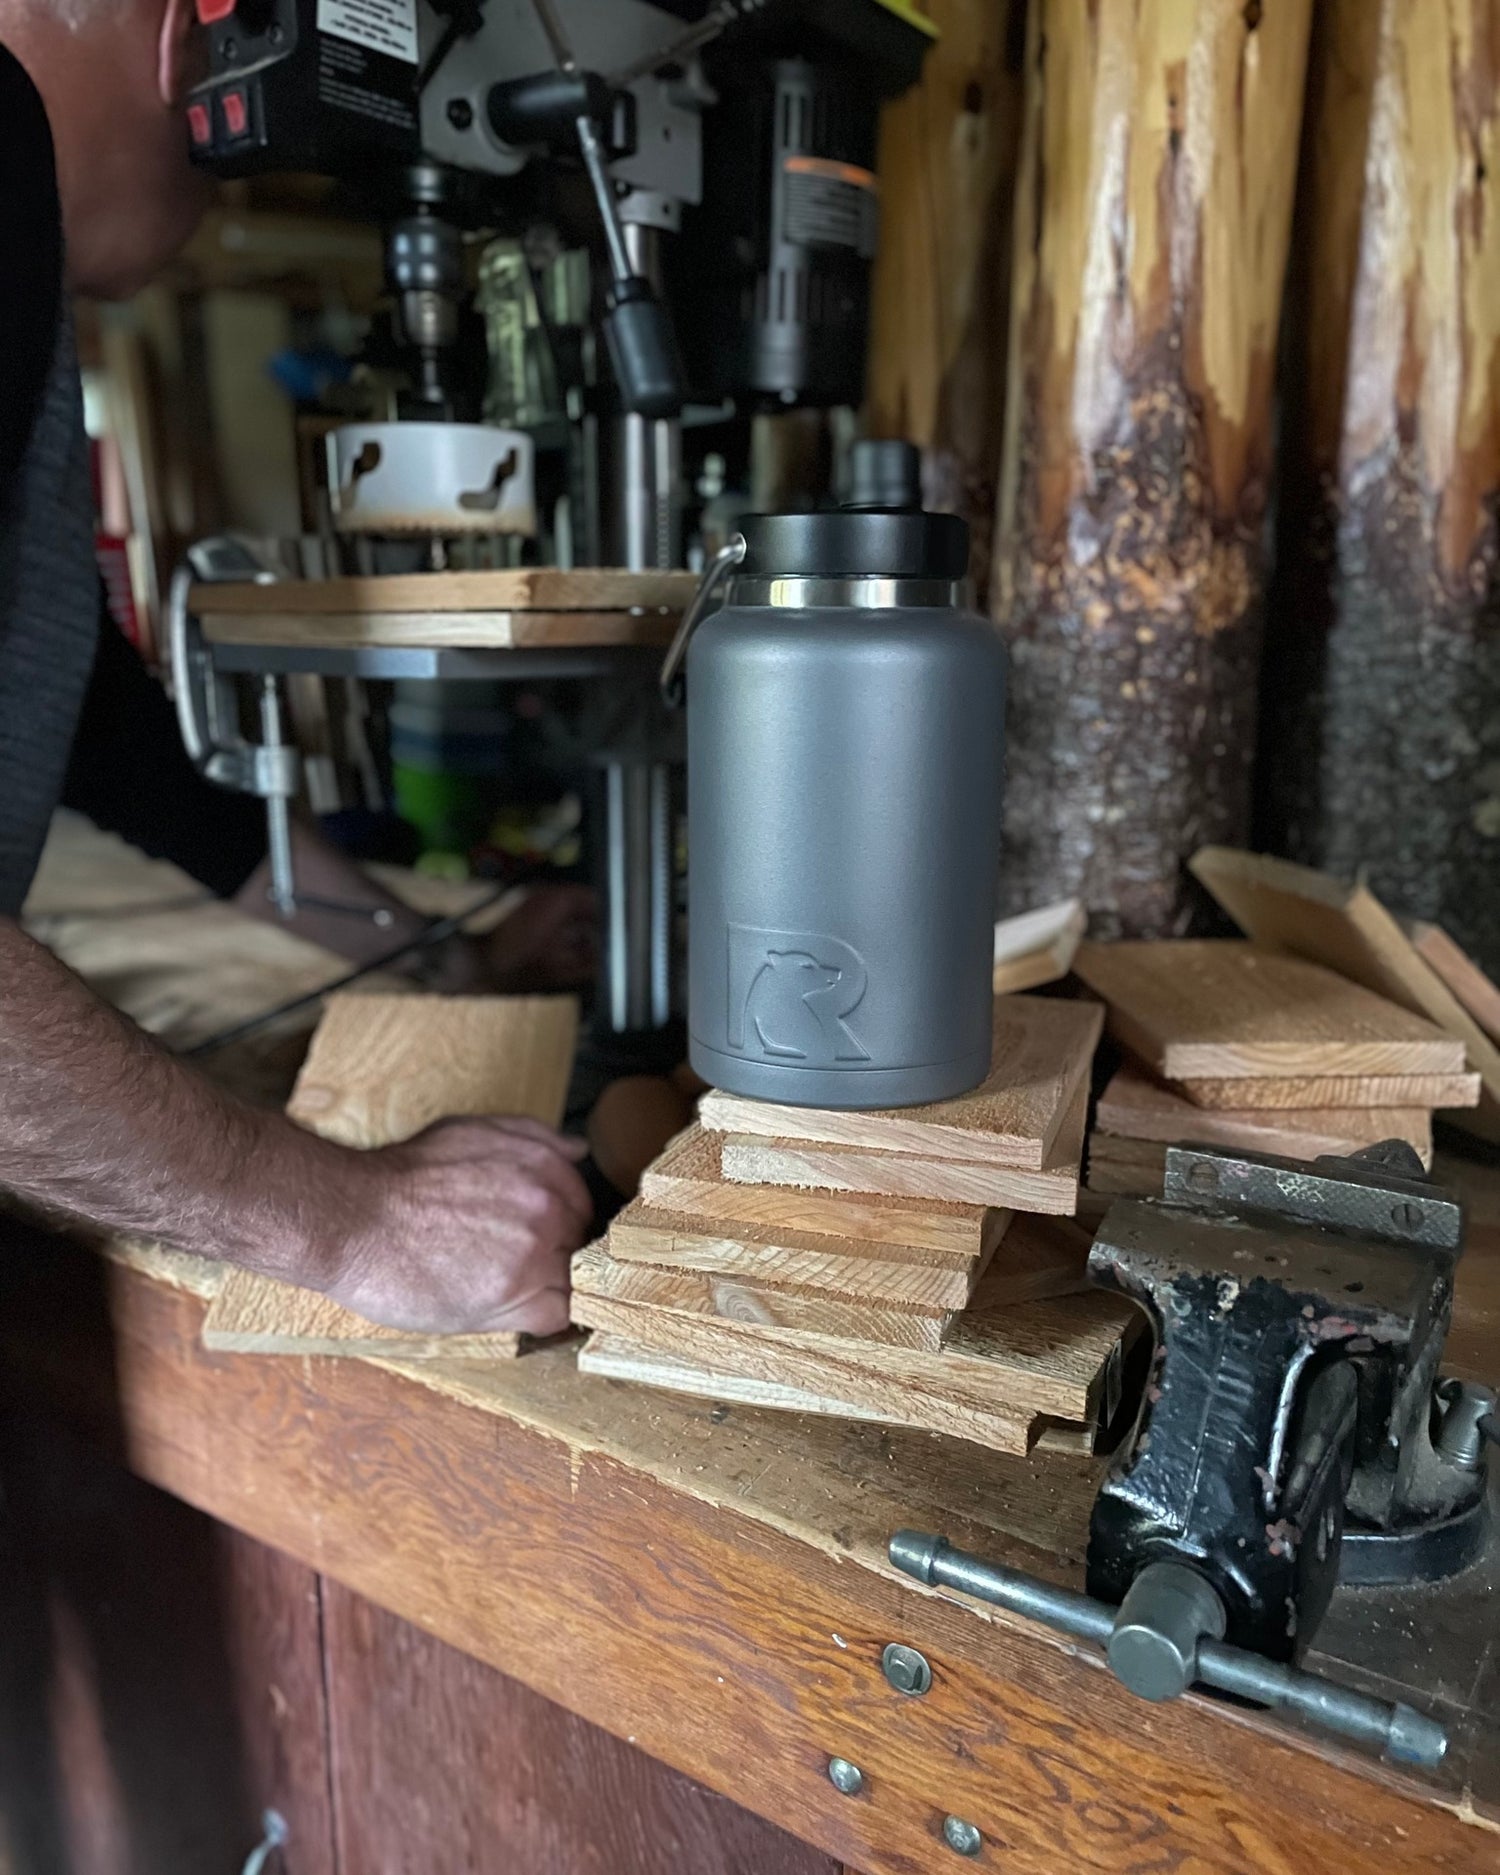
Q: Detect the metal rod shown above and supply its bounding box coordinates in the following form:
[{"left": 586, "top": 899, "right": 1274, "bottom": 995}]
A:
[
  {"left": 258, "top": 676, "right": 297, "bottom": 919},
  {"left": 888, "top": 1532, "right": 1448, "bottom": 1769}
]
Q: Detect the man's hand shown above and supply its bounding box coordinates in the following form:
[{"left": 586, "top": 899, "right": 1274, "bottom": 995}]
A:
[
  {"left": 325, "top": 1117, "right": 591, "bottom": 1338},
  {"left": 0, "top": 919, "right": 593, "bottom": 1339}
]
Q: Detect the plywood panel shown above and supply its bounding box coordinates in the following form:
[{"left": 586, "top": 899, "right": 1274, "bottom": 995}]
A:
[
  {"left": 1074, "top": 940, "right": 1463, "bottom": 1079},
  {"left": 699, "top": 995, "right": 1101, "bottom": 1171},
  {"left": 195, "top": 566, "right": 697, "bottom": 615},
  {"left": 321, "top": 1577, "right": 837, "bottom": 1875}
]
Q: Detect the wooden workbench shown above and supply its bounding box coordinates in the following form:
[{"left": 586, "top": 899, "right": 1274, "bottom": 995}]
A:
[{"left": 4, "top": 821, "right": 1499, "bottom": 1874}]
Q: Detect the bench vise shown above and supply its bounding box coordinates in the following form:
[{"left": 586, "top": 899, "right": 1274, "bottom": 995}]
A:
[{"left": 892, "top": 1140, "right": 1496, "bottom": 1767}]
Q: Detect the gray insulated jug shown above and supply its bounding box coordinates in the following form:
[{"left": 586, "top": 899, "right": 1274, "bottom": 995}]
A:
[{"left": 666, "top": 447, "right": 1007, "bottom": 1108}]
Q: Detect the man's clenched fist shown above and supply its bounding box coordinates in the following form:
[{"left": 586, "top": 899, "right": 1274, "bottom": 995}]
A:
[{"left": 325, "top": 1115, "right": 591, "bottom": 1337}]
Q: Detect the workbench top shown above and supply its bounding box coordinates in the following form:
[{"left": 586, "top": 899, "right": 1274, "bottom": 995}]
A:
[{"left": 9, "top": 818, "right": 1500, "bottom": 1874}]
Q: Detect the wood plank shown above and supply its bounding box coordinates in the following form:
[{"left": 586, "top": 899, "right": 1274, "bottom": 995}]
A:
[
  {"left": 1189, "top": 846, "right": 1500, "bottom": 1138},
  {"left": 1176, "top": 1069, "right": 1481, "bottom": 1111},
  {"left": 8, "top": 1252, "right": 1498, "bottom": 1874},
  {"left": 569, "top": 1294, "right": 1043, "bottom": 1454},
  {"left": 193, "top": 566, "right": 697, "bottom": 616},
  {"left": 993, "top": 899, "right": 1087, "bottom": 995},
  {"left": 1407, "top": 921, "right": 1500, "bottom": 1044},
  {"left": 640, "top": 1125, "right": 997, "bottom": 1267},
  {"left": 1095, "top": 1063, "right": 1434, "bottom": 1166},
  {"left": 0, "top": 1405, "right": 337, "bottom": 1875},
  {"left": 720, "top": 1076, "right": 1087, "bottom": 1214},
  {"left": 201, "top": 608, "right": 681, "bottom": 651},
  {"left": 607, "top": 1205, "right": 1089, "bottom": 1317},
  {"left": 321, "top": 1578, "right": 836, "bottom": 1875},
  {"left": 606, "top": 1202, "right": 998, "bottom": 1312},
  {"left": 280, "top": 991, "right": 577, "bottom": 1146},
  {"left": 202, "top": 993, "right": 578, "bottom": 1359},
  {"left": 577, "top": 1333, "right": 1096, "bottom": 1456},
  {"left": 1074, "top": 940, "right": 1464, "bottom": 1079},
  {"left": 699, "top": 994, "right": 1101, "bottom": 1172},
  {"left": 575, "top": 1262, "right": 1129, "bottom": 1429},
  {"left": 573, "top": 1242, "right": 953, "bottom": 1352}
]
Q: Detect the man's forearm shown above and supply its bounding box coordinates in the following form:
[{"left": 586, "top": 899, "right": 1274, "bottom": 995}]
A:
[{"left": 0, "top": 915, "right": 363, "bottom": 1278}]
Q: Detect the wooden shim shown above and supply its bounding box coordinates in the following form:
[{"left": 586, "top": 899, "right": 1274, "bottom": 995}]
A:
[
  {"left": 192, "top": 566, "right": 698, "bottom": 616},
  {"left": 574, "top": 1320, "right": 1039, "bottom": 1454},
  {"left": 605, "top": 1202, "right": 1000, "bottom": 1313},
  {"left": 992, "top": 899, "right": 1086, "bottom": 995},
  {"left": 572, "top": 1243, "right": 952, "bottom": 1353},
  {"left": 699, "top": 995, "right": 1101, "bottom": 1172},
  {"left": 569, "top": 1274, "right": 1129, "bottom": 1443},
  {"left": 203, "top": 993, "right": 579, "bottom": 1360},
  {"left": 1095, "top": 1064, "right": 1434, "bottom": 1167},
  {"left": 578, "top": 1334, "right": 1098, "bottom": 1456},
  {"left": 201, "top": 609, "right": 678, "bottom": 652},
  {"left": 639, "top": 1125, "right": 997, "bottom": 1267},
  {"left": 1074, "top": 940, "right": 1464, "bottom": 1081},
  {"left": 1189, "top": 846, "right": 1500, "bottom": 1138},
  {"left": 1407, "top": 923, "right": 1500, "bottom": 1045},
  {"left": 281, "top": 992, "right": 576, "bottom": 1144},
  {"left": 1176, "top": 1070, "right": 1480, "bottom": 1112},
  {"left": 719, "top": 1076, "right": 1088, "bottom": 1214}
]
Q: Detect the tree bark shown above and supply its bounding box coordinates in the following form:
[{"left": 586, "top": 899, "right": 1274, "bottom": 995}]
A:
[
  {"left": 992, "top": 0, "right": 1313, "bottom": 936},
  {"left": 1260, "top": 0, "right": 1500, "bottom": 973},
  {"left": 865, "top": 0, "right": 1027, "bottom": 600}
]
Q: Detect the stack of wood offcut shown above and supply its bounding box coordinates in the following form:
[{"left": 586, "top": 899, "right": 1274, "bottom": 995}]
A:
[
  {"left": 572, "top": 994, "right": 1141, "bottom": 1456},
  {"left": 1075, "top": 844, "right": 1500, "bottom": 1202}
]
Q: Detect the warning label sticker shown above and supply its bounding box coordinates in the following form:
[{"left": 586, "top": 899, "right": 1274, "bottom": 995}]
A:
[{"left": 317, "top": 0, "right": 418, "bottom": 65}]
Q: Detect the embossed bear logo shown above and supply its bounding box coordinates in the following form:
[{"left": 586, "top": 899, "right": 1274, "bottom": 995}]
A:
[{"left": 726, "top": 925, "right": 870, "bottom": 1064}]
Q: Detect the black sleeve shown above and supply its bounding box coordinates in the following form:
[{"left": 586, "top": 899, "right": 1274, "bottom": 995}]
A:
[
  {"left": 0, "top": 45, "right": 61, "bottom": 503},
  {"left": 61, "top": 600, "right": 270, "bottom": 898}
]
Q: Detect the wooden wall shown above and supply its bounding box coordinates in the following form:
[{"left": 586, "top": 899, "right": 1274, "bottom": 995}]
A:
[{"left": 0, "top": 1404, "right": 840, "bottom": 1875}]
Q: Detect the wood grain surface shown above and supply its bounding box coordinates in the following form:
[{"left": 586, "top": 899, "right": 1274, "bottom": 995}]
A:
[
  {"left": 1177, "top": 1069, "right": 1482, "bottom": 1111},
  {"left": 991, "top": 0, "right": 1314, "bottom": 935},
  {"left": 200, "top": 608, "right": 681, "bottom": 651},
  {"left": 1075, "top": 940, "right": 1464, "bottom": 1079},
  {"left": 992, "top": 898, "right": 1086, "bottom": 994},
  {"left": 641, "top": 1126, "right": 1000, "bottom": 1266},
  {"left": 193, "top": 566, "right": 697, "bottom": 616},
  {"left": 576, "top": 1263, "right": 1129, "bottom": 1430},
  {"left": 1189, "top": 846, "right": 1500, "bottom": 1137},
  {"left": 1410, "top": 923, "right": 1500, "bottom": 1043},
  {"left": 606, "top": 1202, "right": 998, "bottom": 1312},
  {"left": 699, "top": 995, "right": 1101, "bottom": 1172},
  {"left": 320, "top": 1578, "right": 836, "bottom": 1875},
  {"left": 572, "top": 1243, "right": 954, "bottom": 1353},
  {"left": 202, "top": 993, "right": 578, "bottom": 1360},
  {"left": 1095, "top": 1063, "right": 1434, "bottom": 1165},
  {"left": 721, "top": 1077, "right": 1088, "bottom": 1213},
  {"left": 5, "top": 1241, "right": 1498, "bottom": 1874}
]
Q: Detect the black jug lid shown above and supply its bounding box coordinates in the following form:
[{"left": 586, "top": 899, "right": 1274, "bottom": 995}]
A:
[{"left": 738, "top": 439, "right": 968, "bottom": 580}]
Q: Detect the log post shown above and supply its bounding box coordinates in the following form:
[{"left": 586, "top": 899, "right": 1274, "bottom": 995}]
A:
[
  {"left": 865, "top": 0, "right": 1027, "bottom": 599},
  {"left": 1261, "top": 0, "right": 1500, "bottom": 973},
  {"left": 992, "top": 0, "right": 1313, "bottom": 936}
]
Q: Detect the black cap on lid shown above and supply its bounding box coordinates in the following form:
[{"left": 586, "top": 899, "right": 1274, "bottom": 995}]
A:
[{"left": 738, "top": 439, "right": 968, "bottom": 580}]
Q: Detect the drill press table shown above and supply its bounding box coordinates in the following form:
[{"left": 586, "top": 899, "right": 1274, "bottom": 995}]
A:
[{"left": 3, "top": 825, "right": 1498, "bottom": 1874}]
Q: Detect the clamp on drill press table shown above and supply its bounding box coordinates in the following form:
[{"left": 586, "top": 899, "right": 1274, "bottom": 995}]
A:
[{"left": 894, "top": 1139, "right": 1497, "bottom": 1768}]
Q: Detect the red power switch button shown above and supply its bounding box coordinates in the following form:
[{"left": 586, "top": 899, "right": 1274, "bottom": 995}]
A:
[
  {"left": 186, "top": 100, "right": 213, "bottom": 147},
  {"left": 196, "top": 0, "right": 237, "bottom": 21},
  {"left": 222, "top": 88, "right": 249, "bottom": 137}
]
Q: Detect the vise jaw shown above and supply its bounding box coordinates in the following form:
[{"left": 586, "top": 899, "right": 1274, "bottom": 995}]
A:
[{"left": 1087, "top": 1139, "right": 1489, "bottom": 1665}]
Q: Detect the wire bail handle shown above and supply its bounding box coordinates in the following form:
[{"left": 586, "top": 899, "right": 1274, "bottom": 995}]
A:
[{"left": 660, "top": 533, "right": 746, "bottom": 706}]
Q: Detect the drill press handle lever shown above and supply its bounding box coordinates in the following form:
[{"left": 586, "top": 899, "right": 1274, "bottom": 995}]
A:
[{"left": 888, "top": 1531, "right": 1449, "bottom": 1770}]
